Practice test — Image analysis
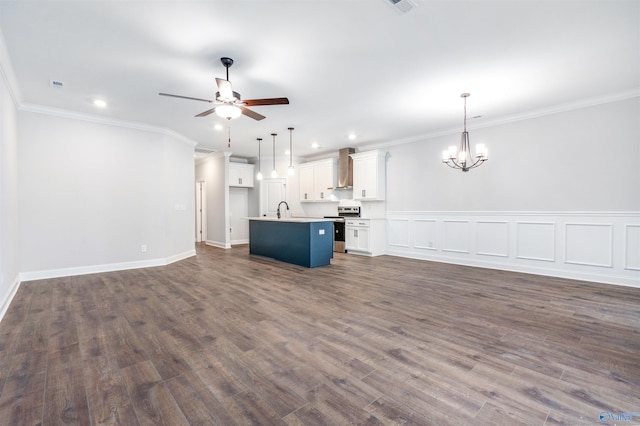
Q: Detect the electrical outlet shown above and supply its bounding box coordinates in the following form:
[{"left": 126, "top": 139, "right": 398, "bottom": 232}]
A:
[
  {"left": 141, "top": 244, "right": 147, "bottom": 253},
  {"left": 319, "top": 229, "right": 325, "bottom": 235}
]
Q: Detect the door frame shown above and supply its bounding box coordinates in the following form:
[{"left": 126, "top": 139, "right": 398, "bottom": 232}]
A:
[{"left": 195, "top": 181, "right": 206, "bottom": 242}]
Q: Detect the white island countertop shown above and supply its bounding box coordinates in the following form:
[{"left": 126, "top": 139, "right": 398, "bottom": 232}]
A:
[{"left": 244, "top": 217, "right": 334, "bottom": 223}]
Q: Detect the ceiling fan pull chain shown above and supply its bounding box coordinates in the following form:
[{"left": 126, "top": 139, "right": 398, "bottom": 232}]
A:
[{"left": 228, "top": 123, "right": 231, "bottom": 148}]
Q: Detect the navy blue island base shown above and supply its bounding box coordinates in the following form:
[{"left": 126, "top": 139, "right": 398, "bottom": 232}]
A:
[{"left": 248, "top": 218, "right": 334, "bottom": 268}]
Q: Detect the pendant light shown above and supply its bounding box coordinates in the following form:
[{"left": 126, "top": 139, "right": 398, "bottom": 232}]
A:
[
  {"left": 271, "top": 133, "right": 278, "bottom": 178},
  {"left": 287, "top": 127, "right": 295, "bottom": 176},
  {"left": 256, "top": 138, "right": 263, "bottom": 181},
  {"left": 442, "top": 93, "right": 488, "bottom": 172}
]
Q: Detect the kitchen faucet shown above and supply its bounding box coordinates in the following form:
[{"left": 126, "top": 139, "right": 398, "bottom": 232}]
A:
[{"left": 277, "top": 201, "right": 289, "bottom": 219}]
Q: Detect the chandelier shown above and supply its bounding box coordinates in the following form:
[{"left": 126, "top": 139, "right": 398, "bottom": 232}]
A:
[{"left": 442, "top": 93, "right": 488, "bottom": 172}]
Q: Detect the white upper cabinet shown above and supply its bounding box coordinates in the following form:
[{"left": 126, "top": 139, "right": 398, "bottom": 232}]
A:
[
  {"left": 351, "top": 150, "right": 386, "bottom": 200},
  {"left": 313, "top": 160, "right": 335, "bottom": 201},
  {"left": 299, "top": 164, "right": 315, "bottom": 201},
  {"left": 229, "top": 163, "right": 255, "bottom": 188},
  {"left": 298, "top": 158, "right": 337, "bottom": 202}
]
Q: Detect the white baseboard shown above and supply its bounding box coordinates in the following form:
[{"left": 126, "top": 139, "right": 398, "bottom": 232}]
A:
[
  {"left": 0, "top": 275, "right": 21, "bottom": 323},
  {"left": 205, "top": 240, "right": 231, "bottom": 249},
  {"left": 385, "top": 247, "right": 640, "bottom": 288},
  {"left": 165, "top": 249, "right": 197, "bottom": 264},
  {"left": 19, "top": 249, "right": 197, "bottom": 282}
]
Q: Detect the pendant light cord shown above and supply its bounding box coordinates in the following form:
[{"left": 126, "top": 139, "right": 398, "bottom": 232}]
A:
[
  {"left": 271, "top": 133, "right": 277, "bottom": 174},
  {"left": 257, "top": 138, "right": 262, "bottom": 173},
  {"left": 462, "top": 93, "right": 469, "bottom": 132},
  {"left": 288, "top": 127, "right": 294, "bottom": 168}
]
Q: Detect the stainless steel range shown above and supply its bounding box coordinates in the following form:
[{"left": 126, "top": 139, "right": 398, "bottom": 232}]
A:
[{"left": 324, "top": 206, "right": 360, "bottom": 252}]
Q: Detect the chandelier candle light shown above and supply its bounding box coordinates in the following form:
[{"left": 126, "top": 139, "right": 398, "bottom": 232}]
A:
[
  {"left": 442, "top": 93, "right": 488, "bottom": 172},
  {"left": 271, "top": 133, "right": 278, "bottom": 178},
  {"left": 256, "top": 138, "right": 263, "bottom": 181},
  {"left": 288, "top": 127, "right": 295, "bottom": 176}
]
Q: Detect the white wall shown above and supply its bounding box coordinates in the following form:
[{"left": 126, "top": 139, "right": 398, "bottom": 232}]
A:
[
  {"left": 0, "top": 31, "right": 19, "bottom": 318},
  {"left": 229, "top": 187, "right": 249, "bottom": 244},
  {"left": 386, "top": 97, "right": 640, "bottom": 212},
  {"left": 17, "top": 110, "right": 196, "bottom": 279},
  {"left": 385, "top": 97, "right": 640, "bottom": 287},
  {"left": 195, "top": 152, "right": 229, "bottom": 248},
  {"left": 160, "top": 132, "right": 198, "bottom": 262}
]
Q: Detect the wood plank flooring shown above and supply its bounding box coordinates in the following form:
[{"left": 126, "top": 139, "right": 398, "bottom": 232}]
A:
[{"left": 0, "top": 244, "right": 639, "bottom": 425}]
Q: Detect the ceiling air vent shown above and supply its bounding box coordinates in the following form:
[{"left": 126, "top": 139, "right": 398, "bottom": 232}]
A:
[
  {"left": 194, "top": 147, "right": 215, "bottom": 154},
  {"left": 386, "top": 0, "right": 416, "bottom": 13},
  {"left": 194, "top": 147, "right": 215, "bottom": 159}
]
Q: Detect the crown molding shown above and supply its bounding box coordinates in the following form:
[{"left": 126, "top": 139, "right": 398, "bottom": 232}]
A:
[
  {"left": 0, "top": 26, "right": 22, "bottom": 107},
  {"left": 356, "top": 88, "right": 640, "bottom": 153},
  {"left": 471, "top": 88, "right": 640, "bottom": 131},
  {"left": 18, "top": 103, "right": 197, "bottom": 147}
]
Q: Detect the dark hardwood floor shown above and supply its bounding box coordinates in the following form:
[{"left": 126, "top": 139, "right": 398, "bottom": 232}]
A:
[{"left": 0, "top": 244, "right": 638, "bottom": 425}]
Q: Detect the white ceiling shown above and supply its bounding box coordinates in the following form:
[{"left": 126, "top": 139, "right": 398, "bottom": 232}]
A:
[{"left": 1, "top": 0, "right": 638, "bottom": 159}]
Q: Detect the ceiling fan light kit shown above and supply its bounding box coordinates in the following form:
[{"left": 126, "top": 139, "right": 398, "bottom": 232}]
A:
[
  {"left": 216, "top": 104, "right": 241, "bottom": 120},
  {"left": 442, "top": 93, "right": 488, "bottom": 172}
]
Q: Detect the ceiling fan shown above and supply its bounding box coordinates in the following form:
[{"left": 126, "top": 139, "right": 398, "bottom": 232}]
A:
[{"left": 159, "top": 57, "right": 289, "bottom": 121}]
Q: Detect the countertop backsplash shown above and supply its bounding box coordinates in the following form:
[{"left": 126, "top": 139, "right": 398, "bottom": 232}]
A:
[{"left": 299, "top": 199, "right": 385, "bottom": 219}]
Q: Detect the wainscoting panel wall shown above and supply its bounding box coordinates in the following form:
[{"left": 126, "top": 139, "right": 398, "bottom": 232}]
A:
[
  {"left": 476, "top": 221, "right": 509, "bottom": 258},
  {"left": 516, "top": 221, "right": 556, "bottom": 262},
  {"left": 564, "top": 223, "right": 613, "bottom": 267},
  {"left": 414, "top": 219, "right": 437, "bottom": 250},
  {"left": 442, "top": 220, "right": 470, "bottom": 253},
  {"left": 624, "top": 224, "right": 640, "bottom": 271},
  {"left": 386, "top": 212, "right": 640, "bottom": 288}
]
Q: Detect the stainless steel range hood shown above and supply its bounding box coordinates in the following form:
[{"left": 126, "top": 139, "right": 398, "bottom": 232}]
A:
[{"left": 336, "top": 147, "right": 355, "bottom": 189}]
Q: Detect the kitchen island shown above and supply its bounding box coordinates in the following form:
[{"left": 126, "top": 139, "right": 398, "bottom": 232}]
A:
[{"left": 247, "top": 217, "right": 334, "bottom": 267}]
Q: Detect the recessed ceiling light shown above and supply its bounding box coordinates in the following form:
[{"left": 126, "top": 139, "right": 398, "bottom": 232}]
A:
[
  {"left": 93, "top": 99, "right": 107, "bottom": 108},
  {"left": 311, "top": 142, "right": 319, "bottom": 149},
  {"left": 214, "top": 124, "right": 223, "bottom": 131},
  {"left": 348, "top": 133, "right": 357, "bottom": 140},
  {"left": 284, "top": 149, "right": 290, "bottom": 155}
]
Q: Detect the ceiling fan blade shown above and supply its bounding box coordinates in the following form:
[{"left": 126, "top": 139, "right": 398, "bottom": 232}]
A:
[
  {"left": 159, "top": 92, "right": 213, "bottom": 103},
  {"left": 240, "top": 106, "right": 266, "bottom": 121},
  {"left": 195, "top": 108, "right": 216, "bottom": 117},
  {"left": 216, "top": 78, "right": 234, "bottom": 101},
  {"left": 242, "top": 97, "right": 290, "bottom": 107}
]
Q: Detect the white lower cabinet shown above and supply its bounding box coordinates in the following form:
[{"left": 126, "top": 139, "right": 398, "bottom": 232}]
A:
[{"left": 345, "top": 218, "right": 385, "bottom": 256}]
